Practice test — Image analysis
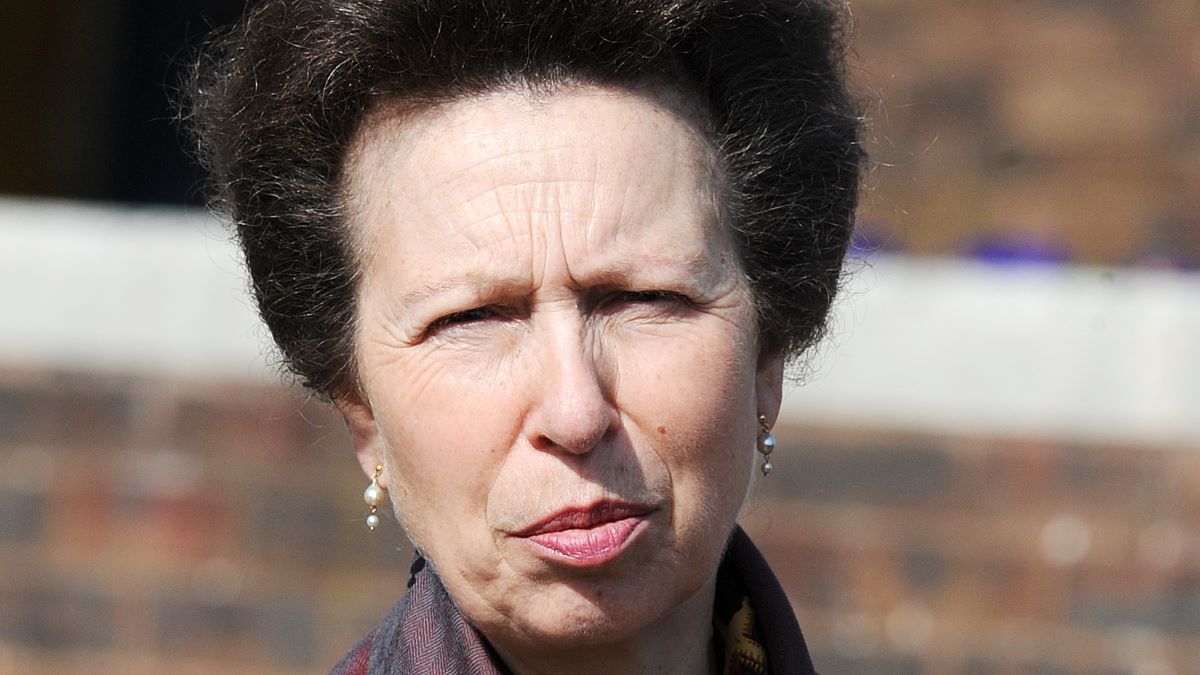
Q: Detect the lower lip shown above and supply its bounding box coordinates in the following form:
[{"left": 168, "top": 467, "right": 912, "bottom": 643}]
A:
[{"left": 520, "top": 516, "right": 648, "bottom": 567}]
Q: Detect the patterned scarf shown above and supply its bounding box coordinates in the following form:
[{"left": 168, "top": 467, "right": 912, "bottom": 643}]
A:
[{"left": 714, "top": 595, "right": 769, "bottom": 674}]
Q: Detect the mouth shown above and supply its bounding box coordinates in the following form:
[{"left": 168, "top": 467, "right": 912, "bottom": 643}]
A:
[{"left": 512, "top": 501, "right": 655, "bottom": 567}]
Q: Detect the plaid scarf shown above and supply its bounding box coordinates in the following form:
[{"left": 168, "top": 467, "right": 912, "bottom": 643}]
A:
[{"left": 330, "top": 526, "right": 816, "bottom": 674}]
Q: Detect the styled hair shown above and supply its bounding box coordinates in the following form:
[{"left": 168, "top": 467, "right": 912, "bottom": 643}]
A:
[{"left": 185, "top": 0, "right": 864, "bottom": 399}]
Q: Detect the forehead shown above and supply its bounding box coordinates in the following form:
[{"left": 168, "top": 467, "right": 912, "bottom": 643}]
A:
[{"left": 343, "top": 86, "right": 732, "bottom": 294}]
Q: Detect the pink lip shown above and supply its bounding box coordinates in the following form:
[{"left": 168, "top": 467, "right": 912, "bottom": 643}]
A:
[{"left": 513, "top": 501, "right": 654, "bottom": 567}]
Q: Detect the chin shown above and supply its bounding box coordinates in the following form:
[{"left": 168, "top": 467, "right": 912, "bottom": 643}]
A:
[
  {"left": 510, "top": 556, "right": 716, "bottom": 652},
  {"left": 500, "top": 582, "right": 673, "bottom": 650}
]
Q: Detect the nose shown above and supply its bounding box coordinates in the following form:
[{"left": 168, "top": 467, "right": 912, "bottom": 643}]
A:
[{"left": 525, "top": 317, "right": 615, "bottom": 456}]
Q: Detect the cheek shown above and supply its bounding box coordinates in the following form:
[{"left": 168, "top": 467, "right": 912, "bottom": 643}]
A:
[
  {"left": 370, "top": 369, "right": 515, "bottom": 557},
  {"left": 620, "top": 325, "right": 759, "bottom": 509},
  {"left": 631, "top": 317, "right": 756, "bottom": 425}
]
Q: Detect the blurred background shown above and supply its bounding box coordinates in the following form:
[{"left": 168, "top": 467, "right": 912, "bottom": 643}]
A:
[{"left": 1, "top": 1, "right": 1198, "bottom": 673}]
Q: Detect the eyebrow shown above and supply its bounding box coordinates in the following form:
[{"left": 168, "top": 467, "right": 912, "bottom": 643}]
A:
[
  {"left": 397, "top": 247, "right": 723, "bottom": 308},
  {"left": 398, "top": 274, "right": 532, "bottom": 308},
  {"left": 580, "top": 249, "right": 719, "bottom": 287}
]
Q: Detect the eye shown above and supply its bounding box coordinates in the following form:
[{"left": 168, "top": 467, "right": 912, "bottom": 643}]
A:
[
  {"left": 426, "top": 306, "right": 496, "bottom": 334},
  {"left": 620, "top": 290, "right": 678, "bottom": 303},
  {"left": 599, "top": 289, "right": 690, "bottom": 311}
]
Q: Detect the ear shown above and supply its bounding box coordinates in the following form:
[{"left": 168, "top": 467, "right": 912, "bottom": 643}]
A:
[
  {"left": 334, "top": 392, "right": 387, "bottom": 484},
  {"left": 754, "top": 346, "right": 785, "bottom": 429}
]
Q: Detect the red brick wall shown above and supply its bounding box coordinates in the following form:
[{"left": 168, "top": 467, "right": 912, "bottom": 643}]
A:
[
  {"left": 850, "top": 0, "right": 1200, "bottom": 266},
  {"left": 0, "top": 371, "right": 412, "bottom": 674},
  {"left": 746, "top": 427, "right": 1200, "bottom": 673},
  {"left": 3, "top": 370, "right": 1197, "bottom": 674}
]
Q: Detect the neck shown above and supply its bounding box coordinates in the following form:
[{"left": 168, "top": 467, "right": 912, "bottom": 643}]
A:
[{"left": 494, "top": 574, "right": 721, "bottom": 675}]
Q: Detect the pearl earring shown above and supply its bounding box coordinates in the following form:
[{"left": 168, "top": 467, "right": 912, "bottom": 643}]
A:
[
  {"left": 757, "top": 415, "right": 775, "bottom": 476},
  {"left": 363, "top": 464, "right": 386, "bottom": 531}
]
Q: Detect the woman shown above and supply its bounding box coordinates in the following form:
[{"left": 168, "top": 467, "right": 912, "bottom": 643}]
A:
[{"left": 186, "top": 0, "right": 863, "bottom": 672}]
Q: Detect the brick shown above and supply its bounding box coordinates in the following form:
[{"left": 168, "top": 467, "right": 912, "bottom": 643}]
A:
[
  {"left": 0, "top": 381, "right": 132, "bottom": 449},
  {"left": 902, "top": 546, "right": 948, "bottom": 594},
  {"left": 58, "top": 469, "right": 119, "bottom": 549},
  {"left": 261, "top": 596, "right": 318, "bottom": 667},
  {"left": 812, "top": 652, "right": 923, "bottom": 675},
  {"left": 763, "top": 442, "right": 957, "bottom": 506},
  {"left": 0, "top": 488, "right": 44, "bottom": 543},
  {"left": 0, "top": 388, "right": 28, "bottom": 444},
  {"left": 962, "top": 656, "right": 999, "bottom": 674},
  {"left": 1, "top": 586, "right": 116, "bottom": 649},
  {"left": 1070, "top": 580, "right": 1200, "bottom": 635},
  {"left": 153, "top": 595, "right": 253, "bottom": 652},
  {"left": 246, "top": 486, "right": 342, "bottom": 567},
  {"left": 147, "top": 491, "right": 233, "bottom": 558},
  {"left": 175, "top": 396, "right": 278, "bottom": 457}
]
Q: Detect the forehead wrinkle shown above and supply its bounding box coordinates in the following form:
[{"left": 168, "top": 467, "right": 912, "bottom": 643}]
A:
[
  {"left": 446, "top": 131, "right": 602, "bottom": 236},
  {"left": 484, "top": 167, "right": 605, "bottom": 290},
  {"left": 457, "top": 178, "right": 604, "bottom": 235},
  {"left": 351, "top": 86, "right": 736, "bottom": 319},
  {"left": 592, "top": 120, "right": 718, "bottom": 262},
  {"left": 402, "top": 180, "right": 604, "bottom": 309}
]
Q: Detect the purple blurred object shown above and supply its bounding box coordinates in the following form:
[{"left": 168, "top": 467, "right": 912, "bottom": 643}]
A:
[
  {"left": 966, "top": 234, "right": 1072, "bottom": 266},
  {"left": 848, "top": 219, "right": 903, "bottom": 258}
]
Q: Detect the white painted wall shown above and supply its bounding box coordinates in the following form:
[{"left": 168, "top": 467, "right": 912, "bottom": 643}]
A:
[
  {"left": 783, "top": 256, "right": 1200, "bottom": 446},
  {"left": 3, "top": 198, "right": 1197, "bottom": 445},
  {"left": 0, "top": 198, "right": 275, "bottom": 382}
]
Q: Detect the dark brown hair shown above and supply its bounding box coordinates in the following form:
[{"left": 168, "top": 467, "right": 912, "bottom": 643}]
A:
[{"left": 184, "top": 0, "right": 864, "bottom": 399}]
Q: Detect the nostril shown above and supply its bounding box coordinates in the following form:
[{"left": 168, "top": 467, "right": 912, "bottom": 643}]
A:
[{"left": 534, "top": 409, "right": 612, "bottom": 455}]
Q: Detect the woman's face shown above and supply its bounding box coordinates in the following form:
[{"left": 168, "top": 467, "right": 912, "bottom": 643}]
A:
[{"left": 340, "top": 86, "right": 783, "bottom": 653}]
